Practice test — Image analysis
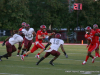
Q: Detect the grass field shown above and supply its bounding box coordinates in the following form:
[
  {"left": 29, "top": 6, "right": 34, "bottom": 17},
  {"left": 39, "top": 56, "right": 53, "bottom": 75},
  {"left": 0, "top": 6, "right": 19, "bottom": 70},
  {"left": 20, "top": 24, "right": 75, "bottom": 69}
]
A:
[{"left": 0, "top": 44, "right": 100, "bottom": 75}]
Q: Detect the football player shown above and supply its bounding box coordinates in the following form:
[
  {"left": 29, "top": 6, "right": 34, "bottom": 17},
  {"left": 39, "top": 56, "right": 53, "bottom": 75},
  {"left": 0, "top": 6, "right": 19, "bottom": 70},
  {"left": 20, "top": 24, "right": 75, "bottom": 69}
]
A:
[
  {"left": 20, "top": 24, "right": 36, "bottom": 56},
  {"left": 82, "top": 26, "right": 100, "bottom": 65},
  {"left": 21, "top": 25, "right": 55, "bottom": 60},
  {"left": 0, "top": 31, "right": 24, "bottom": 61},
  {"left": 19, "top": 22, "right": 26, "bottom": 31},
  {"left": 93, "top": 24, "right": 100, "bottom": 57},
  {"left": 36, "top": 33, "right": 68, "bottom": 66},
  {"left": 17, "top": 22, "right": 26, "bottom": 56}
]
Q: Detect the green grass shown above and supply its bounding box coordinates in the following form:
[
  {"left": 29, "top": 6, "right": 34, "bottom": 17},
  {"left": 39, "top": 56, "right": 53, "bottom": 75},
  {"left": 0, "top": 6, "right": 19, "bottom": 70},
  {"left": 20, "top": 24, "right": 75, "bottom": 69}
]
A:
[{"left": 0, "top": 44, "right": 100, "bottom": 75}]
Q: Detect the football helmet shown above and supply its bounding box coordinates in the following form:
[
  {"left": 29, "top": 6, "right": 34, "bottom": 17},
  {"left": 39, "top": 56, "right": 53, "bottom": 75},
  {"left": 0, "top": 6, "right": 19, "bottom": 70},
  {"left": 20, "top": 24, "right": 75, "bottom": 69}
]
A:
[
  {"left": 26, "top": 24, "right": 30, "bottom": 27},
  {"left": 85, "top": 26, "right": 92, "bottom": 31},
  {"left": 85, "top": 26, "right": 92, "bottom": 34},
  {"left": 55, "top": 33, "right": 61, "bottom": 39},
  {"left": 93, "top": 24, "right": 98, "bottom": 29},
  {"left": 40, "top": 25, "right": 46, "bottom": 30},
  {"left": 18, "top": 31, "right": 24, "bottom": 36},
  {"left": 21, "top": 22, "right": 26, "bottom": 26}
]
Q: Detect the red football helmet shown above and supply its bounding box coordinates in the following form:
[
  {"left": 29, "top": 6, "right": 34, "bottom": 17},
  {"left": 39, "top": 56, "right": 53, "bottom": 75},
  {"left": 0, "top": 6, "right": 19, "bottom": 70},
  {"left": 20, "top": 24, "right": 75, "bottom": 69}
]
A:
[
  {"left": 40, "top": 25, "right": 46, "bottom": 30},
  {"left": 85, "top": 26, "right": 92, "bottom": 31},
  {"left": 26, "top": 24, "right": 30, "bottom": 27},
  {"left": 55, "top": 33, "right": 61, "bottom": 39},
  {"left": 93, "top": 24, "right": 98, "bottom": 29},
  {"left": 21, "top": 22, "right": 26, "bottom": 26},
  {"left": 85, "top": 26, "right": 92, "bottom": 34}
]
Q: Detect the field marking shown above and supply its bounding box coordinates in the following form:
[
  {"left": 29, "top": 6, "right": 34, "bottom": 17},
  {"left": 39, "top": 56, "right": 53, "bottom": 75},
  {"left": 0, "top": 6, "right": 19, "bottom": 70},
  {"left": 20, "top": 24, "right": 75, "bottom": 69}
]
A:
[
  {"left": 0, "top": 73, "right": 24, "bottom": 75},
  {"left": 80, "top": 71, "right": 91, "bottom": 74},
  {"left": 0, "top": 65, "right": 100, "bottom": 75}
]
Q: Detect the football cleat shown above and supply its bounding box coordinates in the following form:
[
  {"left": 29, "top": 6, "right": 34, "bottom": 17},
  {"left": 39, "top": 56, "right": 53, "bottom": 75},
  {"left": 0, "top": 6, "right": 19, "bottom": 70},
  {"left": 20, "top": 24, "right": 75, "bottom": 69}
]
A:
[
  {"left": 35, "top": 55, "right": 40, "bottom": 59},
  {"left": 20, "top": 55, "right": 22, "bottom": 57},
  {"left": 65, "top": 54, "right": 68, "bottom": 58},
  {"left": 21, "top": 55, "right": 24, "bottom": 61},
  {"left": 82, "top": 61, "right": 86, "bottom": 65},
  {"left": 36, "top": 62, "right": 39, "bottom": 65},
  {"left": 5, "top": 57, "right": 8, "bottom": 59},
  {"left": 49, "top": 61, "right": 54, "bottom": 66},
  {"left": 96, "top": 56, "right": 98, "bottom": 57},
  {"left": 17, "top": 55, "right": 19, "bottom": 56},
  {"left": 24, "top": 51, "right": 26, "bottom": 54},
  {"left": 17, "top": 53, "right": 19, "bottom": 56},
  {"left": 92, "top": 57, "right": 96, "bottom": 63}
]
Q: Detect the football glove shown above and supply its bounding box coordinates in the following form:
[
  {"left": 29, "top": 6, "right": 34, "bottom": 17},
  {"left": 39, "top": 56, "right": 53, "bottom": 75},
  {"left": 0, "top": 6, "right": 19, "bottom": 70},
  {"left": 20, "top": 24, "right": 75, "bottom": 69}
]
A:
[
  {"left": 2, "top": 41, "right": 6, "bottom": 46},
  {"left": 65, "top": 54, "right": 68, "bottom": 58}
]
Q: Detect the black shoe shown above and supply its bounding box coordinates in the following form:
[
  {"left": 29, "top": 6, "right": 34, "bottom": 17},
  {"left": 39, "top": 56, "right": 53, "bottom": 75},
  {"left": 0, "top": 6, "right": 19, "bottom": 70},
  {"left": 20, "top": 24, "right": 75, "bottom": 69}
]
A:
[
  {"left": 0, "top": 56, "right": 2, "bottom": 61},
  {"left": 5, "top": 57, "right": 8, "bottom": 59},
  {"left": 49, "top": 61, "right": 54, "bottom": 66},
  {"left": 36, "top": 62, "right": 39, "bottom": 65}
]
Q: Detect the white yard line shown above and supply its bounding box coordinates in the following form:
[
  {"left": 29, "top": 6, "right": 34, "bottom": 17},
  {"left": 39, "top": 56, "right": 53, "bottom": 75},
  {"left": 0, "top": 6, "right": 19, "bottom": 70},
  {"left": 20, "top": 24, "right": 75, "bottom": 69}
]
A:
[
  {"left": 0, "top": 73, "right": 24, "bottom": 75},
  {"left": 0, "top": 65, "right": 100, "bottom": 75}
]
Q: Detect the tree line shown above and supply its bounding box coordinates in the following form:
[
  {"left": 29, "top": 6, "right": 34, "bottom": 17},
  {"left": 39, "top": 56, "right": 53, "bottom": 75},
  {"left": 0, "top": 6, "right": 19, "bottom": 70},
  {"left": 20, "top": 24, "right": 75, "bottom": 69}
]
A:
[{"left": 0, "top": 0, "right": 100, "bottom": 31}]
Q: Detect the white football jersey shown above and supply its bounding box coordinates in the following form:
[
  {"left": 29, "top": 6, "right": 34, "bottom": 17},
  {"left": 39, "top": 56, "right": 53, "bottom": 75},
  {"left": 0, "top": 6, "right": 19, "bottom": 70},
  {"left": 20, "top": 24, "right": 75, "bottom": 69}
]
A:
[
  {"left": 22, "top": 28, "right": 34, "bottom": 40},
  {"left": 49, "top": 38, "right": 64, "bottom": 51},
  {"left": 9, "top": 34, "right": 23, "bottom": 45}
]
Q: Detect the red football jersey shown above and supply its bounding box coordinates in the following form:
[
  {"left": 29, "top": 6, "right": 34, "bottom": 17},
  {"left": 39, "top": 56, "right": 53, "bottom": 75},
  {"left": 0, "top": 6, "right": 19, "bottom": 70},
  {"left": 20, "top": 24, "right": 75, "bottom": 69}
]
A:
[
  {"left": 95, "top": 29, "right": 100, "bottom": 43},
  {"left": 19, "top": 27, "right": 23, "bottom": 31},
  {"left": 85, "top": 29, "right": 97, "bottom": 44},
  {"left": 35, "top": 30, "right": 48, "bottom": 43}
]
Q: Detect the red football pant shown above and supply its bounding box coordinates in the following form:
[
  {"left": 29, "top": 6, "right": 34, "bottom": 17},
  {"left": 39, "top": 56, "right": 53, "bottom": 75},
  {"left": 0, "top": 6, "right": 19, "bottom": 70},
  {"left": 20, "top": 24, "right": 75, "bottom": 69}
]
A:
[
  {"left": 30, "top": 41, "right": 45, "bottom": 53},
  {"left": 88, "top": 43, "right": 98, "bottom": 52}
]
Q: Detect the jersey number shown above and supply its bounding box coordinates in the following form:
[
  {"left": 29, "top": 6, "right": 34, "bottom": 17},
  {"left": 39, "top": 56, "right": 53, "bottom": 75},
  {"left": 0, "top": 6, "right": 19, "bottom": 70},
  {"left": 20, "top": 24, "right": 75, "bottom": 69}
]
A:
[
  {"left": 26, "top": 34, "right": 32, "bottom": 38},
  {"left": 53, "top": 40, "right": 59, "bottom": 45}
]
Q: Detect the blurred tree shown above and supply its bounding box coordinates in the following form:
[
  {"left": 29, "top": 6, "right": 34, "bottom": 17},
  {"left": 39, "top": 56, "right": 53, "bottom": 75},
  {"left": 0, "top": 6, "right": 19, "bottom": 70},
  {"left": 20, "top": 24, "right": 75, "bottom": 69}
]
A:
[
  {"left": 0, "top": 0, "right": 30, "bottom": 30},
  {"left": 0, "top": 0, "right": 100, "bottom": 30}
]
